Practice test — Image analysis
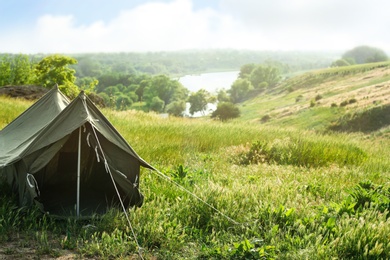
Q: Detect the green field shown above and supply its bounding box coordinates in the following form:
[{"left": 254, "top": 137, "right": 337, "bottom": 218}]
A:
[{"left": 2, "top": 63, "right": 390, "bottom": 259}]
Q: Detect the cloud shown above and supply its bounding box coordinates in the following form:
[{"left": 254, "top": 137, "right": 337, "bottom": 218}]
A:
[
  {"left": 3, "top": 0, "right": 247, "bottom": 53},
  {"left": 219, "top": 0, "right": 390, "bottom": 51},
  {"left": 1, "top": 0, "right": 390, "bottom": 53}
]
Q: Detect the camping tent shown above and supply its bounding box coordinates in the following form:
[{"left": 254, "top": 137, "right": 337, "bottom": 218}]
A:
[{"left": 0, "top": 86, "right": 154, "bottom": 217}]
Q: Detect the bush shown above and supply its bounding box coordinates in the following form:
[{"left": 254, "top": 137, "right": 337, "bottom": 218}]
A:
[
  {"left": 315, "top": 94, "right": 323, "bottom": 101},
  {"left": 260, "top": 114, "right": 271, "bottom": 123},
  {"left": 349, "top": 98, "right": 357, "bottom": 104},
  {"left": 211, "top": 102, "right": 240, "bottom": 121},
  {"left": 295, "top": 95, "right": 303, "bottom": 103}
]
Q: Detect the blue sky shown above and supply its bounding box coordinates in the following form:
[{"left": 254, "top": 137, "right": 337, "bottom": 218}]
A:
[{"left": 0, "top": 0, "right": 389, "bottom": 53}]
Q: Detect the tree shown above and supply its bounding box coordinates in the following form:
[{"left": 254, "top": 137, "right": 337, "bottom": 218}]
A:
[
  {"left": 150, "top": 96, "right": 165, "bottom": 113},
  {"left": 211, "top": 102, "right": 240, "bottom": 121},
  {"left": 35, "top": 54, "right": 79, "bottom": 98},
  {"left": 188, "top": 89, "right": 211, "bottom": 115},
  {"left": 11, "top": 54, "right": 34, "bottom": 85},
  {"left": 0, "top": 54, "right": 34, "bottom": 86},
  {"left": 77, "top": 77, "right": 98, "bottom": 93},
  {"left": 342, "top": 45, "right": 388, "bottom": 64},
  {"left": 239, "top": 63, "right": 256, "bottom": 79},
  {"left": 135, "top": 79, "right": 151, "bottom": 102},
  {"left": 330, "top": 59, "right": 351, "bottom": 67},
  {"left": 217, "top": 89, "right": 231, "bottom": 102},
  {"left": 116, "top": 94, "right": 133, "bottom": 110},
  {"left": 0, "top": 55, "right": 12, "bottom": 86},
  {"left": 144, "top": 75, "right": 188, "bottom": 111},
  {"left": 166, "top": 100, "right": 186, "bottom": 117},
  {"left": 229, "top": 78, "right": 253, "bottom": 103},
  {"left": 249, "top": 65, "right": 281, "bottom": 89}
]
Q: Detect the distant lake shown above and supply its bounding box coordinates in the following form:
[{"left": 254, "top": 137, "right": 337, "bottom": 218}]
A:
[
  {"left": 178, "top": 71, "right": 239, "bottom": 93},
  {"left": 177, "top": 71, "right": 239, "bottom": 117}
]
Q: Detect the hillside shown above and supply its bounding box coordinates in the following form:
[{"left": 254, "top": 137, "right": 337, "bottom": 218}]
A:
[{"left": 239, "top": 61, "right": 390, "bottom": 133}]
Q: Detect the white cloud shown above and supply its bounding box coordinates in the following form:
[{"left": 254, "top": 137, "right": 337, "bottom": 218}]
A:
[
  {"left": 1, "top": 0, "right": 390, "bottom": 53},
  {"left": 4, "top": 0, "right": 245, "bottom": 53}
]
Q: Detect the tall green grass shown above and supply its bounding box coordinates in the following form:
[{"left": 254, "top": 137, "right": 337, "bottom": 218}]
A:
[
  {"left": 0, "top": 96, "right": 31, "bottom": 129},
  {"left": 2, "top": 96, "right": 390, "bottom": 258}
]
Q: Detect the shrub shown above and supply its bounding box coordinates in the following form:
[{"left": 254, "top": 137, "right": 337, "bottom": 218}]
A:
[
  {"left": 211, "top": 102, "right": 240, "bottom": 121},
  {"left": 340, "top": 100, "right": 349, "bottom": 107},
  {"left": 315, "top": 94, "right": 323, "bottom": 101},
  {"left": 295, "top": 95, "right": 303, "bottom": 102},
  {"left": 349, "top": 98, "right": 357, "bottom": 104},
  {"left": 260, "top": 114, "right": 271, "bottom": 123}
]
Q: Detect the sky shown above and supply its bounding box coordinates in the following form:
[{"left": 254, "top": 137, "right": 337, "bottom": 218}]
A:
[{"left": 0, "top": 0, "right": 389, "bottom": 54}]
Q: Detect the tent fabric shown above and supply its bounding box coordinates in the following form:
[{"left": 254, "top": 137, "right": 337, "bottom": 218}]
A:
[
  {"left": 0, "top": 87, "right": 154, "bottom": 216},
  {"left": 0, "top": 86, "right": 69, "bottom": 167}
]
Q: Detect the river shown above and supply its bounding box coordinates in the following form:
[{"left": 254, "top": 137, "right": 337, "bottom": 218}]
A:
[
  {"left": 177, "top": 71, "right": 239, "bottom": 117},
  {"left": 178, "top": 71, "right": 239, "bottom": 93}
]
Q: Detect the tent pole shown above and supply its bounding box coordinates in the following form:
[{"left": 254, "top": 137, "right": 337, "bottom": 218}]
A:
[{"left": 77, "top": 127, "right": 81, "bottom": 217}]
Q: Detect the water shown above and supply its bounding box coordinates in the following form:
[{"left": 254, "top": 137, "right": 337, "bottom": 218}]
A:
[
  {"left": 178, "top": 71, "right": 239, "bottom": 117},
  {"left": 178, "top": 71, "right": 239, "bottom": 93}
]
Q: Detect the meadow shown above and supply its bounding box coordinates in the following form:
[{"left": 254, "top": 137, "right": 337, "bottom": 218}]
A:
[{"left": 1, "top": 92, "right": 390, "bottom": 259}]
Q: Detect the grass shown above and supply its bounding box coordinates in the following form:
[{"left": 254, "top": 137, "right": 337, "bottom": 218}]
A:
[{"left": 2, "top": 68, "right": 390, "bottom": 258}]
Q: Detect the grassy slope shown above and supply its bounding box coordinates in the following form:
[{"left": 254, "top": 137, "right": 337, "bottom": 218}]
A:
[
  {"left": 240, "top": 61, "right": 390, "bottom": 131},
  {"left": 2, "top": 64, "right": 390, "bottom": 258}
]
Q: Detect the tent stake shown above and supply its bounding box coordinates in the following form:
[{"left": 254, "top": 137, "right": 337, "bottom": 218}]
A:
[{"left": 77, "top": 127, "right": 81, "bottom": 217}]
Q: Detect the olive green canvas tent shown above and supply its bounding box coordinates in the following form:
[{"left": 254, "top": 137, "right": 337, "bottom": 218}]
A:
[{"left": 0, "top": 86, "right": 154, "bottom": 217}]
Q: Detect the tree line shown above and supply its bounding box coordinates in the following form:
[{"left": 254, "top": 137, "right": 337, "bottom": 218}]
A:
[{"left": 0, "top": 53, "right": 290, "bottom": 120}]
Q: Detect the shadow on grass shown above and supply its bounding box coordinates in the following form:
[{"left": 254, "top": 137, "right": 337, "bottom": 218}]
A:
[{"left": 329, "top": 104, "right": 390, "bottom": 133}]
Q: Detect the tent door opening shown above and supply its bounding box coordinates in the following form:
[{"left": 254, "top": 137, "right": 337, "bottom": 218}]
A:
[{"left": 33, "top": 127, "right": 121, "bottom": 216}]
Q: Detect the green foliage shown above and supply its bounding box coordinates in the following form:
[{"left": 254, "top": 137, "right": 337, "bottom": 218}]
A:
[
  {"left": 115, "top": 94, "right": 133, "bottom": 110},
  {"left": 331, "top": 59, "right": 351, "bottom": 67},
  {"left": 211, "top": 102, "right": 240, "bottom": 121},
  {"left": 149, "top": 96, "right": 165, "bottom": 112},
  {"left": 249, "top": 65, "right": 281, "bottom": 89},
  {"left": 144, "top": 75, "right": 188, "bottom": 112},
  {"left": 229, "top": 78, "right": 254, "bottom": 103},
  {"left": 217, "top": 88, "right": 231, "bottom": 102},
  {"left": 188, "top": 89, "right": 212, "bottom": 115},
  {"left": 342, "top": 45, "right": 388, "bottom": 64},
  {"left": 230, "top": 63, "right": 282, "bottom": 103},
  {"left": 260, "top": 114, "right": 271, "bottom": 123},
  {"left": 166, "top": 100, "right": 186, "bottom": 116},
  {"left": 229, "top": 239, "right": 276, "bottom": 259},
  {"left": 239, "top": 63, "right": 257, "bottom": 78},
  {"left": 315, "top": 94, "right": 323, "bottom": 101},
  {"left": 0, "top": 54, "right": 35, "bottom": 86},
  {"left": 295, "top": 94, "right": 304, "bottom": 102},
  {"left": 346, "top": 180, "right": 390, "bottom": 212},
  {"left": 34, "top": 54, "right": 79, "bottom": 98}
]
